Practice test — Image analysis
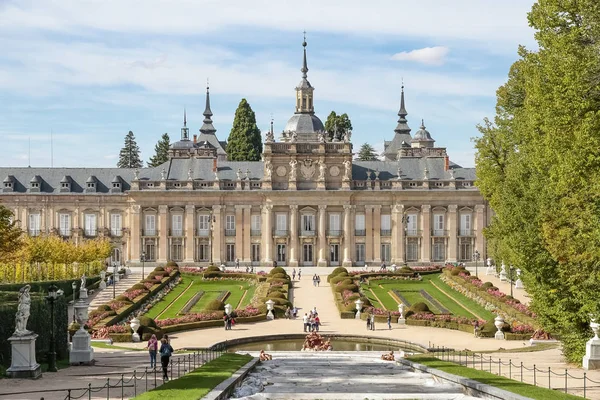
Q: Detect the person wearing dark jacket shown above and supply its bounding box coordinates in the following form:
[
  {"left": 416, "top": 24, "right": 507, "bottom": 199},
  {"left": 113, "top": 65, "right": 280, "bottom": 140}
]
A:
[{"left": 159, "top": 337, "right": 174, "bottom": 381}]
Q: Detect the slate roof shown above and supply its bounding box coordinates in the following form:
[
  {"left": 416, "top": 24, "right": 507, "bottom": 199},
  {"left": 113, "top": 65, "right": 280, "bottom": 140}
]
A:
[
  {"left": 284, "top": 113, "right": 325, "bottom": 134},
  {"left": 353, "top": 159, "right": 475, "bottom": 181}
]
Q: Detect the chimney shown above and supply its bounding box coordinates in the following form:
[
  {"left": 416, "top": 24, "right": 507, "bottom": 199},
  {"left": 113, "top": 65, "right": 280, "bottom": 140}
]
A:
[
  {"left": 193, "top": 134, "right": 197, "bottom": 144},
  {"left": 445, "top": 156, "right": 450, "bottom": 171},
  {"left": 213, "top": 157, "right": 217, "bottom": 172}
]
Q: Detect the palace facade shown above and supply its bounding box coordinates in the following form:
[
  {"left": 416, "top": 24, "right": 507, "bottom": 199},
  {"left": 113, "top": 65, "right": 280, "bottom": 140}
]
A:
[{"left": 0, "top": 40, "right": 489, "bottom": 267}]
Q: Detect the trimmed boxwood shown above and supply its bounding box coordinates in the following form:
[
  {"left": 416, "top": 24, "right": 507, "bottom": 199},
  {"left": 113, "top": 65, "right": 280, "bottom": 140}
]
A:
[
  {"left": 267, "top": 291, "right": 286, "bottom": 299},
  {"left": 205, "top": 299, "right": 225, "bottom": 311},
  {"left": 269, "top": 266, "right": 286, "bottom": 275},
  {"left": 166, "top": 261, "right": 179, "bottom": 267},
  {"left": 269, "top": 273, "right": 288, "bottom": 280},
  {"left": 335, "top": 283, "right": 358, "bottom": 293},
  {"left": 206, "top": 265, "right": 221, "bottom": 273},
  {"left": 153, "top": 266, "right": 165, "bottom": 272},
  {"left": 410, "top": 302, "right": 431, "bottom": 313}
]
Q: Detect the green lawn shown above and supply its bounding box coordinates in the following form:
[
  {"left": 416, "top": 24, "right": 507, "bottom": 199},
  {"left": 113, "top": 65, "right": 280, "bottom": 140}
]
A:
[
  {"left": 362, "top": 274, "right": 496, "bottom": 321},
  {"left": 146, "top": 275, "right": 256, "bottom": 320},
  {"left": 407, "top": 355, "right": 582, "bottom": 400},
  {"left": 133, "top": 353, "right": 253, "bottom": 400}
]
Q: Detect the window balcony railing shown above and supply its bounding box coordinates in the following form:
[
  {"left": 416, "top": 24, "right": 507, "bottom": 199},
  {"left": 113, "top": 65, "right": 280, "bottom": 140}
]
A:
[
  {"left": 432, "top": 229, "right": 448, "bottom": 237},
  {"left": 28, "top": 229, "right": 41, "bottom": 237},
  {"left": 110, "top": 229, "right": 122, "bottom": 237},
  {"left": 225, "top": 229, "right": 236, "bottom": 236},
  {"left": 197, "top": 229, "right": 210, "bottom": 237},
  {"left": 354, "top": 229, "right": 366, "bottom": 236},
  {"left": 459, "top": 229, "right": 474, "bottom": 237},
  {"left": 405, "top": 229, "right": 421, "bottom": 237},
  {"left": 327, "top": 229, "right": 342, "bottom": 237},
  {"left": 274, "top": 229, "right": 288, "bottom": 237},
  {"left": 251, "top": 229, "right": 261, "bottom": 236},
  {"left": 380, "top": 229, "right": 392, "bottom": 236},
  {"left": 169, "top": 229, "right": 183, "bottom": 237},
  {"left": 59, "top": 229, "right": 72, "bottom": 237},
  {"left": 84, "top": 229, "right": 97, "bottom": 237},
  {"left": 143, "top": 229, "right": 157, "bottom": 236},
  {"left": 300, "top": 230, "right": 316, "bottom": 237}
]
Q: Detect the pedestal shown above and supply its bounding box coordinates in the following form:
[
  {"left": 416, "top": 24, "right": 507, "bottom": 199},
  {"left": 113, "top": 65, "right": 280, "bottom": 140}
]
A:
[
  {"left": 6, "top": 334, "right": 42, "bottom": 379},
  {"left": 288, "top": 181, "right": 297, "bottom": 190},
  {"left": 316, "top": 180, "right": 325, "bottom": 191},
  {"left": 70, "top": 329, "right": 95, "bottom": 365},
  {"left": 79, "top": 288, "right": 88, "bottom": 299},
  {"left": 317, "top": 259, "right": 328, "bottom": 267},
  {"left": 499, "top": 270, "right": 507, "bottom": 282},
  {"left": 266, "top": 310, "right": 274, "bottom": 320},
  {"left": 515, "top": 279, "right": 524, "bottom": 289},
  {"left": 583, "top": 338, "right": 600, "bottom": 370},
  {"left": 495, "top": 331, "right": 505, "bottom": 340},
  {"left": 342, "top": 260, "right": 353, "bottom": 268},
  {"left": 398, "top": 318, "right": 406, "bottom": 325},
  {"left": 99, "top": 279, "right": 107, "bottom": 290},
  {"left": 289, "top": 260, "right": 299, "bottom": 268},
  {"left": 355, "top": 310, "right": 361, "bottom": 320},
  {"left": 342, "top": 180, "right": 351, "bottom": 190},
  {"left": 132, "top": 332, "right": 141, "bottom": 342}
]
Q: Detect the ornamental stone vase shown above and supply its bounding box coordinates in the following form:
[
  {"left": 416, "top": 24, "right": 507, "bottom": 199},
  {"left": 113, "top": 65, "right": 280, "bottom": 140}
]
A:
[
  {"left": 355, "top": 299, "right": 363, "bottom": 320},
  {"left": 584, "top": 318, "right": 600, "bottom": 370},
  {"left": 130, "top": 318, "right": 141, "bottom": 342},
  {"left": 70, "top": 300, "right": 94, "bottom": 365},
  {"left": 398, "top": 303, "right": 406, "bottom": 325},
  {"left": 494, "top": 315, "right": 505, "bottom": 340},
  {"left": 266, "top": 300, "right": 275, "bottom": 320}
]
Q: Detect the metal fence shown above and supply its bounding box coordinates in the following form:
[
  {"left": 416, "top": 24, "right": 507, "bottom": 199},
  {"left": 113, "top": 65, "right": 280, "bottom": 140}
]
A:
[
  {"left": 58, "top": 348, "right": 225, "bottom": 400},
  {"left": 427, "top": 344, "right": 600, "bottom": 399}
]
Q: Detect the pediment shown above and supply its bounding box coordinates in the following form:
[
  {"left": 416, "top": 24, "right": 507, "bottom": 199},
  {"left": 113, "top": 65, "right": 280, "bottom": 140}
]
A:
[
  {"left": 405, "top": 207, "right": 420, "bottom": 213},
  {"left": 196, "top": 207, "right": 212, "bottom": 213},
  {"left": 300, "top": 206, "right": 317, "bottom": 213},
  {"left": 431, "top": 206, "right": 447, "bottom": 213},
  {"left": 143, "top": 207, "right": 158, "bottom": 213},
  {"left": 170, "top": 207, "right": 185, "bottom": 213},
  {"left": 459, "top": 207, "right": 473, "bottom": 213}
]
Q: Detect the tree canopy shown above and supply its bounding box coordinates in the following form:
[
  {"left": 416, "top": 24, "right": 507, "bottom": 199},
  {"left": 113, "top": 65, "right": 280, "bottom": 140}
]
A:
[
  {"left": 0, "top": 205, "right": 22, "bottom": 264},
  {"left": 324, "top": 111, "right": 353, "bottom": 141},
  {"left": 474, "top": 0, "right": 600, "bottom": 363},
  {"left": 356, "top": 143, "right": 378, "bottom": 161},
  {"left": 226, "top": 99, "right": 262, "bottom": 161},
  {"left": 117, "top": 131, "right": 143, "bottom": 168},
  {"left": 148, "top": 133, "right": 170, "bottom": 167}
]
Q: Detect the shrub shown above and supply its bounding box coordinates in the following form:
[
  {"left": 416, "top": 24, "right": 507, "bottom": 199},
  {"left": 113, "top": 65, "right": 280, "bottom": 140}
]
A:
[
  {"left": 203, "top": 272, "right": 221, "bottom": 279},
  {"left": 115, "top": 295, "right": 131, "bottom": 302},
  {"left": 330, "top": 274, "right": 350, "bottom": 285},
  {"left": 479, "top": 319, "right": 510, "bottom": 337},
  {"left": 335, "top": 283, "right": 358, "bottom": 293},
  {"left": 270, "top": 267, "right": 286, "bottom": 275},
  {"left": 267, "top": 278, "right": 290, "bottom": 285},
  {"left": 359, "top": 297, "right": 371, "bottom": 307},
  {"left": 270, "top": 273, "right": 288, "bottom": 280},
  {"left": 410, "top": 302, "right": 431, "bottom": 313},
  {"left": 481, "top": 282, "right": 494, "bottom": 289},
  {"left": 131, "top": 283, "right": 146, "bottom": 290},
  {"left": 97, "top": 304, "right": 112, "bottom": 312},
  {"left": 166, "top": 261, "right": 179, "bottom": 267},
  {"left": 205, "top": 299, "right": 225, "bottom": 311},
  {"left": 268, "top": 291, "right": 286, "bottom": 299},
  {"left": 330, "top": 267, "right": 348, "bottom": 276},
  {"left": 153, "top": 266, "right": 165, "bottom": 272},
  {"left": 138, "top": 316, "right": 158, "bottom": 329},
  {"left": 206, "top": 265, "right": 221, "bottom": 273},
  {"left": 268, "top": 298, "right": 291, "bottom": 307},
  {"left": 399, "top": 266, "right": 413, "bottom": 274}
]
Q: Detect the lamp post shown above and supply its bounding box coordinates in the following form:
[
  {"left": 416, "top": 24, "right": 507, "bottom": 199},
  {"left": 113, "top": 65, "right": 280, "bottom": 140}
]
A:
[
  {"left": 46, "top": 284, "right": 59, "bottom": 372},
  {"left": 509, "top": 265, "right": 515, "bottom": 298},
  {"left": 112, "top": 262, "right": 118, "bottom": 299},
  {"left": 401, "top": 214, "right": 409, "bottom": 265},
  {"left": 71, "top": 281, "right": 77, "bottom": 323},
  {"left": 472, "top": 250, "right": 480, "bottom": 278},
  {"left": 141, "top": 251, "right": 146, "bottom": 279}
]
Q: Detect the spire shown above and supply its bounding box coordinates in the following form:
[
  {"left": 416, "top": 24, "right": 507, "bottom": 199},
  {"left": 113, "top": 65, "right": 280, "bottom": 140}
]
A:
[
  {"left": 301, "top": 31, "right": 308, "bottom": 79},
  {"left": 184, "top": 108, "right": 187, "bottom": 127},
  {"left": 200, "top": 81, "right": 216, "bottom": 135},
  {"left": 399, "top": 80, "right": 407, "bottom": 118},
  {"left": 295, "top": 32, "right": 315, "bottom": 114},
  {"left": 181, "top": 107, "right": 189, "bottom": 140},
  {"left": 394, "top": 81, "right": 411, "bottom": 136},
  {"left": 270, "top": 115, "right": 274, "bottom": 135}
]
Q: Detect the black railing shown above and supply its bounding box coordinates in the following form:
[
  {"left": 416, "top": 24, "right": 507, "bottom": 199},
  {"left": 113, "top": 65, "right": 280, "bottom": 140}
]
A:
[
  {"left": 55, "top": 349, "right": 225, "bottom": 400},
  {"left": 380, "top": 229, "right": 392, "bottom": 236},
  {"left": 196, "top": 229, "right": 210, "bottom": 237},
  {"left": 354, "top": 229, "right": 366, "bottom": 236},
  {"left": 169, "top": 229, "right": 184, "bottom": 237},
  {"left": 327, "top": 230, "right": 342, "bottom": 237},
  {"left": 250, "top": 229, "right": 261, "bottom": 236},
  {"left": 274, "top": 229, "right": 289, "bottom": 236},
  {"left": 427, "top": 343, "right": 600, "bottom": 399},
  {"left": 225, "top": 229, "right": 236, "bottom": 236}
]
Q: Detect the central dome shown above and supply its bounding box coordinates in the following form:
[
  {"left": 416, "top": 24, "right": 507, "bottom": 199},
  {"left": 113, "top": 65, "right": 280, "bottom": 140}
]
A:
[{"left": 284, "top": 113, "right": 324, "bottom": 134}]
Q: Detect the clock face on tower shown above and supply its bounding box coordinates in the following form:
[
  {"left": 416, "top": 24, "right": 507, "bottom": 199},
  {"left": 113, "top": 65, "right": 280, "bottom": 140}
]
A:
[{"left": 329, "top": 165, "right": 340, "bottom": 177}]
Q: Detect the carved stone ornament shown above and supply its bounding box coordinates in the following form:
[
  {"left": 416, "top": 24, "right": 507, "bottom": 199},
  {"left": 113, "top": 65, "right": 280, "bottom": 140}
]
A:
[
  {"left": 276, "top": 166, "right": 287, "bottom": 177},
  {"left": 301, "top": 159, "right": 316, "bottom": 179},
  {"left": 14, "top": 285, "right": 32, "bottom": 336},
  {"left": 329, "top": 165, "right": 340, "bottom": 177}
]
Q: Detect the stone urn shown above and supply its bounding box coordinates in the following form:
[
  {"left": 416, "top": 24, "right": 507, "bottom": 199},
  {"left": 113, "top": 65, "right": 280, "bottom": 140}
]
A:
[
  {"left": 99, "top": 270, "right": 107, "bottom": 290},
  {"left": 499, "top": 263, "right": 507, "bottom": 281},
  {"left": 130, "top": 318, "right": 141, "bottom": 342},
  {"left": 225, "top": 303, "right": 233, "bottom": 316},
  {"left": 398, "top": 303, "right": 406, "bottom": 325},
  {"left": 354, "top": 299, "right": 363, "bottom": 320},
  {"left": 515, "top": 268, "right": 524, "bottom": 289},
  {"left": 591, "top": 319, "right": 600, "bottom": 340},
  {"left": 266, "top": 300, "right": 275, "bottom": 320},
  {"left": 494, "top": 315, "right": 505, "bottom": 340},
  {"left": 74, "top": 300, "right": 89, "bottom": 330},
  {"left": 584, "top": 318, "right": 600, "bottom": 370}
]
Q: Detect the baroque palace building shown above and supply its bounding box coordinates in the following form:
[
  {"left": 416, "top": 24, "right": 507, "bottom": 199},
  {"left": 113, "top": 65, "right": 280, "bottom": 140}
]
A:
[{"left": 0, "top": 39, "right": 489, "bottom": 267}]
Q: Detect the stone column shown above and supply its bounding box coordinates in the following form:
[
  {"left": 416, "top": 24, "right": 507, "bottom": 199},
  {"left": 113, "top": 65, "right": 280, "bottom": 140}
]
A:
[
  {"left": 242, "top": 206, "right": 252, "bottom": 263},
  {"left": 158, "top": 205, "right": 168, "bottom": 262},
  {"left": 343, "top": 204, "right": 353, "bottom": 267},
  {"left": 235, "top": 205, "right": 244, "bottom": 263},
  {"left": 421, "top": 205, "right": 431, "bottom": 262},
  {"left": 130, "top": 205, "right": 141, "bottom": 263},
  {"left": 373, "top": 205, "right": 382, "bottom": 263},
  {"left": 40, "top": 206, "right": 46, "bottom": 235},
  {"left": 317, "top": 205, "right": 327, "bottom": 266},
  {"left": 365, "top": 206, "right": 373, "bottom": 263},
  {"left": 184, "top": 205, "right": 195, "bottom": 262},
  {"left": 391, "top": 204, "right": 403, "bottom": 264},
  {"left": 212, "top": 205, "right": 222, "bottom": 265},
  {"left": 447, "top": 205, "right": 458, "bottom": 262},
  {"left": 289, "top": 205, "right": 299, "bottom": 268},
  {"left": 263, "top": 204, "right": 273, "bottom": 266},
  {"left": 475, "top": 204, "right": 486, "bottom": 258}
]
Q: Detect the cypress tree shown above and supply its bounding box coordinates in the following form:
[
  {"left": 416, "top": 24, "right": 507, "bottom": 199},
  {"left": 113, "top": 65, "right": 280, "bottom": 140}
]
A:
[
  {"left": 356, "top": 143, "right": 378, "bottom": 161},
  {"left": 117, "top": 131, "right": 143, "bottom": 168},
  {"left": 226, "top": 99, "right": 262, "bottom": 161},
  {"left": 148, "top": 133, "right": 170, "bottom": 167}
]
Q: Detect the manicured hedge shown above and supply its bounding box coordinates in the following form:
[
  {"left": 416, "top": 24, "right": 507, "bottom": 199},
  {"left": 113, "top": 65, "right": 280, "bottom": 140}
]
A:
[
  {"left": 0, "top": 276, "right": 100, "bottom": 300},
  {"left": 161, "top": 314, "right": 267, "bottom": 333}
]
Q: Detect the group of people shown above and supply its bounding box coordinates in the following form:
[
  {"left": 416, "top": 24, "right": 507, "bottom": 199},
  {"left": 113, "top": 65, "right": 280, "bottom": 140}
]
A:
[
  {"left": 366, "top": 312, "right": 394, "bottom": 330},
  {"left": 224, "top": 312, "right": 237, "bottom": 330},
  {"left": 147, "top": 334, "right": 174, "bottom": 381},
  {"left": 291, "top": 268, "right": 302, "bottom": 280},
  {"left": 302, "top": 307, "right": 321, "bottom": 332},
  {"left": 312, "top": 274, "right": 321, "bottom": 286},
  {"left": 284, "top": 305, "right": 298, "bottom": 319}
]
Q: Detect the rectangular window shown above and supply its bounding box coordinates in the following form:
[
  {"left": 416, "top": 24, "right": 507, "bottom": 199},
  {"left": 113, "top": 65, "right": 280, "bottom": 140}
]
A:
[
  {"left": 406, "top": 238, "right": 419, "bottom": 261},
  {"left": 226, "top": 215, "right": 235, "bottom": 231},
  {"left": 433, "top": 214, "right": 444, "bottom": 236},
  {"left": 84, "top": 214, "right": 97, "bottom": 236},
  {"left": 276, "top": 213, "right": 287, "bottom": 233},
  {"left": 59, "top": 213, "right": 71, "bottom": 236},
  {"left": 252, "top": 244, "right": 260, "bottom": 263},
  {"left": 28, "top": 213, "right": 40, "bottom": 236},
  {"left": 110, "top": 214, "right": 122, "bottom": 236},
  {"left": 432, "top": 238, "right": 445, "bottom": 261},
  {"left": 198, "top": 214, "right": 210, "bottom": 236},
  {"left": 170, "top": 240, "right": 183, "bottom": 261},
  {"left": 381, "top": 214, "right": 391, "bottom": 236},
  {"left": 302, "top": 214, "right": 315, "bottom": 233},
  {"left": 460, "top": 214, "right": 472, "bottom": 236},
  {"left": 197, "top": 243, "right": 209, "bottom": 261},
  {"left": 226, "top": 244, "right": 235, "bottom": 262},
  {"left": 355, "top": 214, "right": 365, "bottom": 236},
  {"left": 355, "top": 243, "right": 365, "bottom": 263},
  {"left": 277, "top": 244, "right": 286, "bottom": 263},
  {"left": 406, "top": 213, "right": 418, "bottom": 235},
  {"left": 251, "top": 214, "right": 261, "bottom": 236},
  {"left": 145, "top": 214, "right": 156, "bottom": 236},
  {"left": 329, "top": 213, "right": 341, "bottom": 231},
  {"left": 172, "top": 214, "right": 183, "bottom": 236},
  {"left": 381, "top": 244, "right": 391, "bottom": 262},
  {"left": 144, "top": 239, "right": 156, "bottom": 261}
]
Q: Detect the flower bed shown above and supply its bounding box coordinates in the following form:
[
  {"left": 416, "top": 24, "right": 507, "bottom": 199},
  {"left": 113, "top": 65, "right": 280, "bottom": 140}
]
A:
[{"left": 180, "top": 290, "right": 204, "bottom": 314}]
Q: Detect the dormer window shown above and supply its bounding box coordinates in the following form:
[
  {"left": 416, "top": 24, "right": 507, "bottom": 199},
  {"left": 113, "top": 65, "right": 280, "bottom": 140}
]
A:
[
  {"left": 61, "top": 182, "right": 69, "bottom": 189},
  {"left": 31, "top": 182, "right": 39, "bottom": 188},
  {"left": 87, "top": 182, "right": 95, "bottom": 189},
  {"left": 112, "top": 182, "right": 120, "bottom": 189},
  {"left": 4, "top": 182, "right": 12, "bottom": 188}
]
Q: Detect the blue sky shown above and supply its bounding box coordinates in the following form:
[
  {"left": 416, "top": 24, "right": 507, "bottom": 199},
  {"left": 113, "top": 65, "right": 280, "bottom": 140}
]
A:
[{"left": 0, "top": 0, "right": 537, "bottom": 168}]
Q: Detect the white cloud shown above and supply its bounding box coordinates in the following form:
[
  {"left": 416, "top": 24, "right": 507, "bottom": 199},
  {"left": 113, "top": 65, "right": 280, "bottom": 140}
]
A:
[{"left": 391, "top": 46, "right": 450, "bottom": 66}]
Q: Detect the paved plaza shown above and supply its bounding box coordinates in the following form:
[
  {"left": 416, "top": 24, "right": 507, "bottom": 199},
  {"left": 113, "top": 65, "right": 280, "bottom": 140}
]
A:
[{"left": 2, "top": 266, "right": 598, "bottom": 399}]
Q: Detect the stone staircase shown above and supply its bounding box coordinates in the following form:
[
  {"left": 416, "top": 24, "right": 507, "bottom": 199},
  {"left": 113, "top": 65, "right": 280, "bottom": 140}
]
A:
[
  {"left": 87, "top": 272, "right": 143, "bottom": 312},
  {"left": 231, "top": 352, "right": 480, "bottom": 399}
]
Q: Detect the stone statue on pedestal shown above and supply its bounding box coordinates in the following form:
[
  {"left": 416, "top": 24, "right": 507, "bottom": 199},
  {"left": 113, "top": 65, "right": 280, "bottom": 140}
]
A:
[
  {"left": 80, "top": 274, "right": 86, "bottom": 289},
  {"left": 237, "top": 168, "right": 243, "bottom": 181},
  {"left": 265, "top": 130, "right": 274, "bottom": 143},
  {"left": 265, "top": 160, "right": 273, "bottom": 180},
  {"left": 14, "top": 285, "right": 32, "bottom": 337},
  {"left": 289, "top": 159, "right": 297, "bottom": 180},
  {"left": 343, "top": 160, "right": 352, "bottom": 181},
  {"left": 318, "top": 161, "right": 326, "bottom": 181}
]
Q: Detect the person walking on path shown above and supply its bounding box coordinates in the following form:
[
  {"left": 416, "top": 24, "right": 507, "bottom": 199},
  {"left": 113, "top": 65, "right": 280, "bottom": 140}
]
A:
[
  {"left": 312, "top": 274, "right": 318, "bottom": 287},
  {"left": 292, "top": 306, "right": 298, "bottom": 318},
  {"left": 292, "top": 268, "right": 296, "bottom": 280},
  {"left": 159, "top": 337, "right": 174, "bottom": 381},
  {"left": 370, "top": 313, "right": 375, "bottom": 331},
  {"left": 314, "top": 315, "right": 320, "bottom": 332},
  {"left": 235, "top": 258, "right": 240, "bottom": 269},
  {"left": 147, "top": 334, "right": 158, "bottom": 369},
  {"left": 298, "top": 268, "right": 302, "bottom": 279},
  {"left": 317, "top": 275, "right": 321, "bottom": 286},
  {"left": 366, "top": 314, "right": 371, "bottom": 330},
  {"left": 303, "top": 313, "right": 309, "bottom": 332},
  {"left": 387, "top": 312, "right": 392, "bottom": 330}
]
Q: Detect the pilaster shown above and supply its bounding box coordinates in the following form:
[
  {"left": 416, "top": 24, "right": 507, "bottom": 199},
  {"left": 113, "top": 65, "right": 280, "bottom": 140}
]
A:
[
  {"left": 211, "top": 205, "right": 222, "bottom": 265},
  {"left": 475, "top": 204, "right": 486, "bottom": 259},
  {"left": 447, "top": 205, "right": 458, "bottom": 262},
  {"left": 392, "top": 204, "right": 404, "bottom": 264},
  {"left": 421, "top": 205, "right": 431, "bottom": 262},
  {"left": 373, "top": 205, "right": 382, "bottom": 263},
  {"left": 158, "top": 205, "right": 168, "bottom": 262},
  {"left": 365, "top": 206, "right": 373, "bottom": 263},
  {"left": 130, "top": 205, "right": 141, "bottom": 263},
  {"left": 235, "top": 205, "right": 244, "bottom": 263},
  {"left": 342, "top": 205, "right": 353, "bottom": 267},
  {"left": 184, "top": 205, "right": 195, "bottom": 262},
  {"left": 317, "top": 205, "right": 327, "bottom": 266},
  {"left": 289, "top": 205, "right": 299, "bottom": 268},
  {"left": 242, "top": 206, "right": 252, "bottom": 263},
  {"left": 262, "top": 204, "right": 273, "bottom": 266}
]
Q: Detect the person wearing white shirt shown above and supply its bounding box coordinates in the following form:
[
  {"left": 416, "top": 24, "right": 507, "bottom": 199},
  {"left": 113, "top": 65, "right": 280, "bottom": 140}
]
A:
[{"left": 302, "top": 313, "right": 309, "bottom": 332}]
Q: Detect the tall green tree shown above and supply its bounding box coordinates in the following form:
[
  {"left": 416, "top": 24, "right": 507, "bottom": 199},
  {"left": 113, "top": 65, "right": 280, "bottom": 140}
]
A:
[
  {"left": 474, "top": 0, "right": 600, "bottom": 363},
  {"left": 117, "top": 131, "right": 143, "bottom": 169},
  {"left": 324, "top": 111, "right": 353, "bottom": 140},
  {"left": 148, "top": 133, "right": 170, "bottom": 167},
  {"left": 0, "top": 205, "right": 22, "bottom": 264},
  {"left": 356, "top": 143, "right": 378, "bottom": 161},
  {"left": 226, "top": 99, "right": 262, "bottom": 161}
]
